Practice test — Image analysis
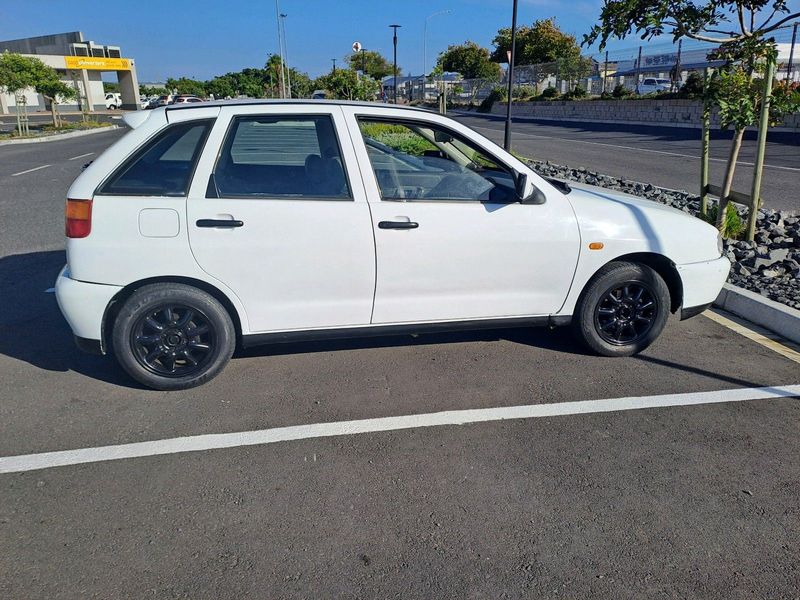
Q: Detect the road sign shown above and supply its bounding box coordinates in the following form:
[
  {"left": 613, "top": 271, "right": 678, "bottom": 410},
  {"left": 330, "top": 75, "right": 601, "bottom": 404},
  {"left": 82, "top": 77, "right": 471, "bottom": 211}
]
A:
[{"left": 352, "top": 41, "right": 362, "bottom": 53}]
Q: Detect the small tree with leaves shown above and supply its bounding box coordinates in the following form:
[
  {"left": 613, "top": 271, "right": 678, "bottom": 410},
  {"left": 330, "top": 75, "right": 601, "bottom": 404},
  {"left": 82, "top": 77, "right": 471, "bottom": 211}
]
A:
[
  {"left": 344, "top": 50, "right": 398, "bottom": 80},
  {"left": 314, "top": 69, "right": 379, "bottom": 101},
  {"left": 584, "top": 0, "right": 800, "bottom": 225},
  {"left": 0, "top": 53, "right": 76, "bottom": 130}
]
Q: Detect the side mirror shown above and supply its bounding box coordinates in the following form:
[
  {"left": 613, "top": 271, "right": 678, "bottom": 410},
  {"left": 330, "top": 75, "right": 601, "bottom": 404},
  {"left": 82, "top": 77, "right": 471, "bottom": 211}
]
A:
[{"left": 515, "top": 172, "right": 546, "bottom": 205}]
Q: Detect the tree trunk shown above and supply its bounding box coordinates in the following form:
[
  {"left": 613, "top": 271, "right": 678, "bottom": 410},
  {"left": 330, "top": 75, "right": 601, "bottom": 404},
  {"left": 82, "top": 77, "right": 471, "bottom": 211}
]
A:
[{"left": 716, "top": 127, "right": 745, "bottom": 226}]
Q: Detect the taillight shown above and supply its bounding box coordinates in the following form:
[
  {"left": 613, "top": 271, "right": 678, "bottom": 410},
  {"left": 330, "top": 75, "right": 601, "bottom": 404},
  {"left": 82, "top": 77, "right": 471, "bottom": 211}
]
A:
[{"left": 65, "top": 199, "right": 92, "bottom": 238}]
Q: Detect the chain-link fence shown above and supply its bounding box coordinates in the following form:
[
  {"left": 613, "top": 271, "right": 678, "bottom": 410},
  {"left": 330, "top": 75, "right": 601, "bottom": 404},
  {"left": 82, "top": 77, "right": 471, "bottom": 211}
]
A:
[{"left": 409, "top": 21, "right": 799, "bottom": 107}]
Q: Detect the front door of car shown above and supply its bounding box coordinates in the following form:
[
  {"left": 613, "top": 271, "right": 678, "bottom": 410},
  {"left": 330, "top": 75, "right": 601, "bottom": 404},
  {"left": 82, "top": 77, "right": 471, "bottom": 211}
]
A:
[
  {"left": 344, "top": 108, "right": 581, "bottom": 325},
  {"left": 187, "top": 105, "right": 376, "bottom": 333}
]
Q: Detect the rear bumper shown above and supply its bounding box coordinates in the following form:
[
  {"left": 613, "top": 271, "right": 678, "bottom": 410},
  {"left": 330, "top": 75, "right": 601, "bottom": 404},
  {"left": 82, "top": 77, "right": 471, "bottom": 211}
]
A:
[
  {"left": 676, "top": 256, "right": 730, "bottom": 320},
  {"left": 55, "top": 266, "right": 122, "bottom": 354}
]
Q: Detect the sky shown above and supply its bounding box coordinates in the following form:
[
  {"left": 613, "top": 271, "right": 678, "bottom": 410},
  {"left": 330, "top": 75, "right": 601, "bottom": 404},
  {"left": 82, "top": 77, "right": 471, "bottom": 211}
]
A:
[{"left": 0, "top": 0, "right": 798, "bottom": 82}]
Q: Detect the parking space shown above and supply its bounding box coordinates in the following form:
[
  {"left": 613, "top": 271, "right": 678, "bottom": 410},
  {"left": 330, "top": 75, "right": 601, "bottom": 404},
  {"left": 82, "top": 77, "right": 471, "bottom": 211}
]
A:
[{"left": 1, "top": 126, "right": 799, "bottom": 599}]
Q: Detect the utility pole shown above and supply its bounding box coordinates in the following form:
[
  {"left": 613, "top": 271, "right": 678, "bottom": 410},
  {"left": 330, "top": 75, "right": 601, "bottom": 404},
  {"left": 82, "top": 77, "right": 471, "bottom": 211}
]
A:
[
  {"left": 280, "top": 13, "right": 292, "bottom": 98},
  {"left": 503, "top": 0, "right": 518, "bottom": 150},
  {"left": 634, "top": 46, "right": 643, "bottom": 95},
  {"left": 390, "top": 24, "right": 401, "bottom": 103},
  {"left": 602, "top": 50, "right": 608, "bottom": 95},
  {"left": 787, "top": 22, "right": 798, "bottom": 83},
  {"left": 274, "top": 0, "right": 286, "bottom": 98}
]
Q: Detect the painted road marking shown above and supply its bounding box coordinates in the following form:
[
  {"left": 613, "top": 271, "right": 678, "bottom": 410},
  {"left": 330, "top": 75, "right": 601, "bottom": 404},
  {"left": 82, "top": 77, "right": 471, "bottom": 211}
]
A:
[
  {"left": 10, "top": 164, "right": 51, "bottom": 177},
  {"left": 704, "top": 309, "right": 800, "bottom": 364},
  {"left": 68, "top": 152, "right": 94, "bottom": 161},
  {"left": 1, "top": 385, "right": 798, "bottom": 474},
  {"left": 471, "top": 126, "right": 800, "bottom": 173}
]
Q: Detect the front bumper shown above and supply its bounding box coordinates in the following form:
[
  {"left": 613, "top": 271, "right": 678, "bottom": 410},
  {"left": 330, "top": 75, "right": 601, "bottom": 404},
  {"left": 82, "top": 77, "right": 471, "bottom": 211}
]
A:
[
  {"left": 676, "top": 256, "right": 731, "bottom": 320},
  {"left": 55, "top": 266, "right": 123, "bottom": 354}
]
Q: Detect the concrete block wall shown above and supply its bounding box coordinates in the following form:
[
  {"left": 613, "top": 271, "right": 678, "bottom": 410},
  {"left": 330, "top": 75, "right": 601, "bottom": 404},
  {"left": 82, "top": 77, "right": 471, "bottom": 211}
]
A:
[{"left": 491, "top": 99, "right": 800, "bottom": 131}]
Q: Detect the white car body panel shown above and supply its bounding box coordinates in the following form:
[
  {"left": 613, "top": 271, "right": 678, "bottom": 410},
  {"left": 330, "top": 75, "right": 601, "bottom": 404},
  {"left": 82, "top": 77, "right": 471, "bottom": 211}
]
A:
[
  {"left": 340, "top": 105, "right": 580, "bottom": 323},
  {"left": 56, "top": 100, "right": 728, "bottom": 351},
  {"left": 186, "top": 104, "right": 376, "bottom": 333},
  {"left": 556, "top": 182, "right": 725, "bottom": 316}
]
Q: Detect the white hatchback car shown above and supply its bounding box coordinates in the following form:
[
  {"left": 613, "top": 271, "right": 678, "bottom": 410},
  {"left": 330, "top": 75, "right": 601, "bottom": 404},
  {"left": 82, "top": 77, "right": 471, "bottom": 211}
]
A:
[{"left": 56, "top": 100, "right": 729, "bottom": 390}]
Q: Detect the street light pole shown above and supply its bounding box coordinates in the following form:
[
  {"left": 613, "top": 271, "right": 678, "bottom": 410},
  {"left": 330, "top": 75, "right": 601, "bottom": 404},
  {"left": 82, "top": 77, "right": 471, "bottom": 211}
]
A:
[
  {"left": 274, "top": 0, "right": 286, "bottom": 98},
  {"left": 503, "top": 0, "right": 518, "bottom": 150},
  {"left": 424, "top": 10, "right": 452, "bottom": 101},
  {"left": 332, "top": 58, "right": 337, "bottom": 73},
  {"left": 280, "top": 13, "right": 292, "bottom": 98},
  {"left": 390, "top": 24, "right": 401, "bottom": 103}
]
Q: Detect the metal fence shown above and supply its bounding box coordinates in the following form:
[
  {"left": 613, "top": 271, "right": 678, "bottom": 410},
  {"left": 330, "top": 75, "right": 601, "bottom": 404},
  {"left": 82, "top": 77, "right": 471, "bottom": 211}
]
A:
[{"left": 398, "top": 21, "right": 799, "bottom": 106}]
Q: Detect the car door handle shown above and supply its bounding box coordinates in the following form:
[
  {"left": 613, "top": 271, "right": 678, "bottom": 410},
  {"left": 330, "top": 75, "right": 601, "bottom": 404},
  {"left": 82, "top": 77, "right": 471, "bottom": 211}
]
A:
[
  {"left": 378, "top": 220, "right": 419, "bottom": 230},
  {"left": 196, "top": 219, "right": 244, "bottom": 228}
]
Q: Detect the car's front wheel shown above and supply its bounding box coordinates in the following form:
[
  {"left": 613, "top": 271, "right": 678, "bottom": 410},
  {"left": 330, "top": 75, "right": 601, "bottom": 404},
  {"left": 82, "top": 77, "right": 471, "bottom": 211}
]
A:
[
  {"left": 572, "top": 261, "right": 670, "bottom": 357},
  {"left": 111, "top": 283, "right": 235, "bottom": 390}
]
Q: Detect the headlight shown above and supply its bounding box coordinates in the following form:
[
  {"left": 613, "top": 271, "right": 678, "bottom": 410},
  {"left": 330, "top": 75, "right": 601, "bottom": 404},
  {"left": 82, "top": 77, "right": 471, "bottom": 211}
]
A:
[{"left": 717, "top": 232, "right": 724, "bottom": 256}]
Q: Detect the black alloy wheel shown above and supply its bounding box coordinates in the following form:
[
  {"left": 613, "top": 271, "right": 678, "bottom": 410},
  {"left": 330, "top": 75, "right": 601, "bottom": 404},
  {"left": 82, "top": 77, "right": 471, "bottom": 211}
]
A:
[
  {"left": 594, "top": 283, "right": 658, "bottom": 346},
  {"left": 130, "top": 304, "right": 216, "bottom": 377}
]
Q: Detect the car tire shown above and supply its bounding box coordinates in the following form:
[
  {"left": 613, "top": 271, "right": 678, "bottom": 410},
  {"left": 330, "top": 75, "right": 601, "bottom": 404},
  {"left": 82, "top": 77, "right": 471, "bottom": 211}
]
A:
[
  {"left": 572, "top": 261, "right": 670, "bottom": 357},
  {"left": 111, "top": 283, "right": 236, "bottom": 390},
  {"left": 108, "top": 104, "right": 117, "bottom": 110}
]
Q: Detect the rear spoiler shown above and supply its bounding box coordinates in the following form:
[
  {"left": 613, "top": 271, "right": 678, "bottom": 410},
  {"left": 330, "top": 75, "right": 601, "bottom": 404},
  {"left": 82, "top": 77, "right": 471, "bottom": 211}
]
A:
[{"left": 122, "top": 110, "right": 152, "bottom": 129}]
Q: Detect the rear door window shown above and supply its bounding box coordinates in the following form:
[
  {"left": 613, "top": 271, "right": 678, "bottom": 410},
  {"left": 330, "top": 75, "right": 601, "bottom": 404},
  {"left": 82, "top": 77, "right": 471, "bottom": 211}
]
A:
[
  {"left": 98, "top": 119, "right": 213, "bottom": 196},
  {"left": 210, "top": 115, "right": 351, "bottom": 199}
]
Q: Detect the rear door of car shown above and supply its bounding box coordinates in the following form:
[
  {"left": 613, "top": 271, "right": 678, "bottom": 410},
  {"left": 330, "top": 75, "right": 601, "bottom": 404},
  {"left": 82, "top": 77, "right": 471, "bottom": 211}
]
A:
[{"left": 186, "top": 104, "right": 376, "bottom": 334}]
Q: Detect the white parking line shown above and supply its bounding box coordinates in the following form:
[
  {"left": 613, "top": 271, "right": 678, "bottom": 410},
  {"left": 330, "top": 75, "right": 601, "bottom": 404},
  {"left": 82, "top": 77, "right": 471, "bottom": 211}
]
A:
[
  {"left": 68, "top": 152, "right": 94, "bottom": 161},
  {"left": 10, "top": 164, "right": 51, "bottom": 177},
  {"left": 471, "top": 125, "right": 800, "bottom": 172},
  {"left": 1, "top": 384, "right": 797, "bottom": 474}
]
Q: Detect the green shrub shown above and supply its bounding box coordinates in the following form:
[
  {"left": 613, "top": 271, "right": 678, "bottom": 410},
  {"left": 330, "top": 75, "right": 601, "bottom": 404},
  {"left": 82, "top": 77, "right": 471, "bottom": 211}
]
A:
[
  {"left": 477, "top": 86, "right": 506, "bottom": 113},
  {"left": 540, "top": 86, "right": 559, "bottom": 99},
  {"left": 563, "top": 86, "right": 587, "bottom": 100},
  {"left": 680, "top": 72, "right": 704, "bottom": 98},
  {"left": 704, "top": 203, "right": 745, "bottom": 239},
  {"left": 612, "top": 83, "right": 633, "bottom": 98}
]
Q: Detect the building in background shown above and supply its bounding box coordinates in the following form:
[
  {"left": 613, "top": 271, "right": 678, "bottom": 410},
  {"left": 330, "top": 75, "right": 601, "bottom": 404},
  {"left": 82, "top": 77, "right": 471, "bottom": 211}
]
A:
[{"left": 0, "top": 31, "right": 140, "bottom": 114}]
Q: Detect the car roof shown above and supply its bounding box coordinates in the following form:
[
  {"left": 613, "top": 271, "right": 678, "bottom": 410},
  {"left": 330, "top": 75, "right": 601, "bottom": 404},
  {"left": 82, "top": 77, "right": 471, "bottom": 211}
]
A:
[{"left": 165, "top": 98, "right": 434, "bottom": 113}]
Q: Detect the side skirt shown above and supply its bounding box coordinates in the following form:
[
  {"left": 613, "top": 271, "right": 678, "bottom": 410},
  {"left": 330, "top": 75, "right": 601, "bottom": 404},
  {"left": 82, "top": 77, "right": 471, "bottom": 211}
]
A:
[{"left": 241, "top": 315, "right": 571, "bottom": 348}]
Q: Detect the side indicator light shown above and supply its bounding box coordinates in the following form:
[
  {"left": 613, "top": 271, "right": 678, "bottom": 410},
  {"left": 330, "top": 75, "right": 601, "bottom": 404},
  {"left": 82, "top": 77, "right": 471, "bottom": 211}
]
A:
[
  {"left": 588, "top": 242, "right": 604, "bottom": 250},
  {"left": 66, "top": 199, "right": 93, "bottom": 238}
]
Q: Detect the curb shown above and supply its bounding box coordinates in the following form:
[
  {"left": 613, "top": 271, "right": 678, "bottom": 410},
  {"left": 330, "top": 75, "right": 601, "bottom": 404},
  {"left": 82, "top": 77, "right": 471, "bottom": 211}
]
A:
[
  {"left": 0, "top": 125, "right": 120, "bottom": 146},
  {"left": 714, "top": 283, "right": 800, "bottom": 345}
]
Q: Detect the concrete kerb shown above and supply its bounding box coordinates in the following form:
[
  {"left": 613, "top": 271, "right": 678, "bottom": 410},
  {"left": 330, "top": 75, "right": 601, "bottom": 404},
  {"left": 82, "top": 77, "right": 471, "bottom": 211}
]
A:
[
  {"left": 714, "top": 283, "right": 800, "bottom": 345},
  {"left": 0, "top": 125, "right": 119, "bottom": 146}
]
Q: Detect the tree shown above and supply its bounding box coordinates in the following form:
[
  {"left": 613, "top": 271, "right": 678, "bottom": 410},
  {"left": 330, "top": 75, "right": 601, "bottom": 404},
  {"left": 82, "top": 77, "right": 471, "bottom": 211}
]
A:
[
  {"left": 33, "top": 64, "right": 77, "bottom": 127},
  {"left": 0, "top": 51, "right": 36, "bottom": 134},
  {"left": 314, "top": 69, "right": 379, "bottom": 101},
  {"left": 344, "top": 50, "right": 398, "bottom": 80},
  {"left": 491, "top": 18, "right": 584, "bottom": 66},
  {"left": 437, "top": 41, "right": 502, "bottom": 80},
  {"left": 166, "top": 77, "right": 206, "bottom": 96},
  {"left": 583, "top": 0, "right": 800, "bottom": 226},
  {"left": 0, "top": 52, "right": 75, "bottom": 130}
]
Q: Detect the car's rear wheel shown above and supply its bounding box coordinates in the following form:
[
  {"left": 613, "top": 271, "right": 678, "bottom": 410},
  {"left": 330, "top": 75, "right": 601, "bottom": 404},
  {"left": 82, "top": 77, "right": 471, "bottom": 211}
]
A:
[
  {"left": 572, "top": 262, "right": 670, "bottom": 357},
  {"left": 111, "top": 283, "right": 235, "bottom": 390}
]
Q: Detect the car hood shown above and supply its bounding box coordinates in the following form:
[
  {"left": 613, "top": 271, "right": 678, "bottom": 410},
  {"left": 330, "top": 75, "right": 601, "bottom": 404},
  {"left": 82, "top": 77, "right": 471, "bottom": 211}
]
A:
[{"left": 563, "top": 182, "right": 721, "bottom": 264}]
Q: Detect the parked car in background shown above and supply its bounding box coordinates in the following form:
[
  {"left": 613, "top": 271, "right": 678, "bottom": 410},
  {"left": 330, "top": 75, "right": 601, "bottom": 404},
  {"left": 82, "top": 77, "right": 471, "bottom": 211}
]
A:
[
  {"left": 172, "top": 95, "right": 203, "bottom": 104},
  {"left": 311, "top": 90, "right": 328, "bottom": 99},
  {"left": 155, "top": 95, "right": 173, "bottom": 107},
  {"left": 637, "top": 78, "right": 672, "bottom": 94},
  {"left": 56, "top": 100, "right": 729, "bottom": 390},
  {"left": 105, "top": 92, "right": 122, "bottom": 110}
]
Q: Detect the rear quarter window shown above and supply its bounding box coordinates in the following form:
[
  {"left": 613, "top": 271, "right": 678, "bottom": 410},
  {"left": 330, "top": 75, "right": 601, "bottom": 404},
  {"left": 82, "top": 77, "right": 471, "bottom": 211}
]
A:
[{"left": 97, "top": 119, "right": 213, "bottom": 197}]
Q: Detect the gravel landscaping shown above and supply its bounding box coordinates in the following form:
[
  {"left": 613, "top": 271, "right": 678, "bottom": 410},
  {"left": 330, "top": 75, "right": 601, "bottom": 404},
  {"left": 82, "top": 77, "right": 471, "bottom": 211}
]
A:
[{"left": 527, "top": 159, "right": 800, "bottom": 311}]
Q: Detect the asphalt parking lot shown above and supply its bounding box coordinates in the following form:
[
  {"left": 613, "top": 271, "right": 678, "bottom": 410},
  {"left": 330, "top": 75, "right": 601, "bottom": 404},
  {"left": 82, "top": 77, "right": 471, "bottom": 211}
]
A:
[{"left": 1, "top": 127, "right": 799, "bottom": 599}]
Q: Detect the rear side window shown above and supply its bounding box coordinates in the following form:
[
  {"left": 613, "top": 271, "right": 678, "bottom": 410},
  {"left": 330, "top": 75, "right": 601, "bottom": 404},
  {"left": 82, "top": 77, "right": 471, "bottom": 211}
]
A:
[
  {"left": 98, "top": 119, "right": 213, "bottom": 196},
  {"left": 210, "top": 115, "right": 351, "bottom": 199}
]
